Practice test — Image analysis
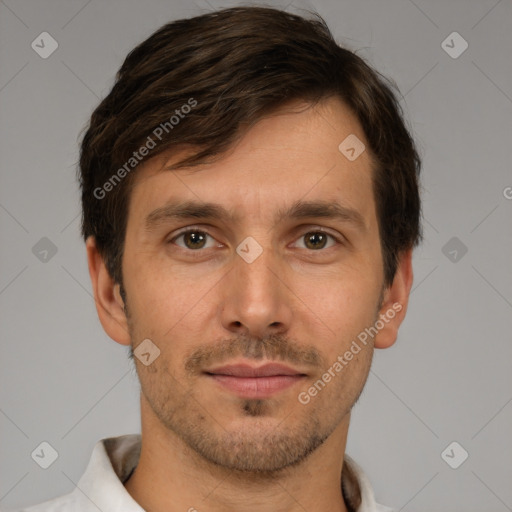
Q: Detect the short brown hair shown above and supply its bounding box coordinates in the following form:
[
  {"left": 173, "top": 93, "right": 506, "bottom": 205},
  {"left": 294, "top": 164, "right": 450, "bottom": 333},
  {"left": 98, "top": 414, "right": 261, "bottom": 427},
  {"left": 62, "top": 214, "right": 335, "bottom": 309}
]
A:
[{"left": 79, "top": 6, "right": 422, "bottom": 288}]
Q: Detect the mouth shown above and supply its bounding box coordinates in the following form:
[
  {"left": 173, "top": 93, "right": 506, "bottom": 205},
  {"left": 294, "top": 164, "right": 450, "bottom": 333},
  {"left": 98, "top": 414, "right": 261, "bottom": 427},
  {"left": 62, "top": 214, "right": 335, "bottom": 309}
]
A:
[{"left": 203, "top": 362, "right": 307, "bottom": 399}]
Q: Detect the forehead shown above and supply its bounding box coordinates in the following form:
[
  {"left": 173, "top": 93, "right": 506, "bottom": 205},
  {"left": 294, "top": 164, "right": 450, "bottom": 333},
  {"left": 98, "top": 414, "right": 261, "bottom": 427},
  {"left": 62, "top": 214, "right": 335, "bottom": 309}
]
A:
[{"left": 128, "top": 97, "right": 376, "bottom": 227}]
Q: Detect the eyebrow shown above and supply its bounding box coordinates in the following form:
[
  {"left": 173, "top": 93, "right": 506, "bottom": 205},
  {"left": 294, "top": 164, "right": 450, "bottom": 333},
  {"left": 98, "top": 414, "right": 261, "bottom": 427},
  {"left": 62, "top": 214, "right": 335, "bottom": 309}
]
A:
[{"left": 144, "top": 199, "right": 366, "bottom": 232}]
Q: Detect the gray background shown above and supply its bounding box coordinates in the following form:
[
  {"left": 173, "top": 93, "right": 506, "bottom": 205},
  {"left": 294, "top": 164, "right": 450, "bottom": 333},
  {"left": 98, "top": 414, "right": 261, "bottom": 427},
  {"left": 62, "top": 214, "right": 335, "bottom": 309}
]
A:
[{"left": 1, "top": 0, "right": 511, "bottom": 510}]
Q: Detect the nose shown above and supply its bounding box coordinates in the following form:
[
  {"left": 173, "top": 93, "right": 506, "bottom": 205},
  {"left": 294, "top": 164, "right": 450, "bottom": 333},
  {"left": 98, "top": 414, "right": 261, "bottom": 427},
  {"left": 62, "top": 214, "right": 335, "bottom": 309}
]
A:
[{"left": 220, "top": 244, "right": 293, "bottom": 340}]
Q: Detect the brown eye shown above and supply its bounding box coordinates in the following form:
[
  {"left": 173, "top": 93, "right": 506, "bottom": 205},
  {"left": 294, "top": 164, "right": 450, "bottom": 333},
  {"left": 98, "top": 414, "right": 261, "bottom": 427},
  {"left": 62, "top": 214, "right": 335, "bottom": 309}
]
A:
[
  {"left": 183, "top": 231, "right": 207, "bottom": 249},
  {"left": 293, "top": 231, "right": 338, "bottom": 250},
  {"left": 172, "top": 230, "right": 215, "bottom": 250},
  {"left": 304, "top": 232, "right": 328, "bottom": 250}
]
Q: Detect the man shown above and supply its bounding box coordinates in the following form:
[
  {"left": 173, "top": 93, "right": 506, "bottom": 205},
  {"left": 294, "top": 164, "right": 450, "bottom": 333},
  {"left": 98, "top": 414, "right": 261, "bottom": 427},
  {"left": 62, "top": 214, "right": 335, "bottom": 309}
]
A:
[{"left": 20, "top": 5, "right": 421, "bottom": 512}]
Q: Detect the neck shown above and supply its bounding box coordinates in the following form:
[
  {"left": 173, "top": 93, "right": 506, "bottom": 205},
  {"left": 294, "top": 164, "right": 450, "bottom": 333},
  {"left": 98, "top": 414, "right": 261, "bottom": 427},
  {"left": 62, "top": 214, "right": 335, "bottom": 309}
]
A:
[{"left": 125, "top": 396, "right": 351, "bottom": 512}]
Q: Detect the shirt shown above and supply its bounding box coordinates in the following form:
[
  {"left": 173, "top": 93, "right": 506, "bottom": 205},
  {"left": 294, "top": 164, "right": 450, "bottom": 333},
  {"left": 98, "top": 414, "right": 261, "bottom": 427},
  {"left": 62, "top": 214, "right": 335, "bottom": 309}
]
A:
[{"left": 15, "top": 434, "right": 394, "bottom": 512}]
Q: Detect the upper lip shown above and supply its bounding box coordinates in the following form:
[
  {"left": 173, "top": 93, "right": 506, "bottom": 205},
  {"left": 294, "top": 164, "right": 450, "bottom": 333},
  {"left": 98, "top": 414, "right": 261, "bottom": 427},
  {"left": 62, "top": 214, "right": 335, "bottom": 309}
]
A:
[{"left": 204, "top": 363, "right": 306, "bottom": 377}]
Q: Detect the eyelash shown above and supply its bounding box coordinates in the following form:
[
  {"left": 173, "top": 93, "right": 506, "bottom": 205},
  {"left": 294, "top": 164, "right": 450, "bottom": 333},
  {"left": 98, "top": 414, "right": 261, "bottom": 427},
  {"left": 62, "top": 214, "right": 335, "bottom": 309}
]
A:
[{"left": 168, "top": 227, "right": 343, "bottom": 254}]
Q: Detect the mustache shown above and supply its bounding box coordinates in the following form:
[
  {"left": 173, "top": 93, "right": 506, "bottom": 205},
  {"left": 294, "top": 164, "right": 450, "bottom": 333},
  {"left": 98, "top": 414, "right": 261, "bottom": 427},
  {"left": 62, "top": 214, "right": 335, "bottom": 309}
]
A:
[{"left": 184, "top": 333, "right": 325, "bottom": 375}]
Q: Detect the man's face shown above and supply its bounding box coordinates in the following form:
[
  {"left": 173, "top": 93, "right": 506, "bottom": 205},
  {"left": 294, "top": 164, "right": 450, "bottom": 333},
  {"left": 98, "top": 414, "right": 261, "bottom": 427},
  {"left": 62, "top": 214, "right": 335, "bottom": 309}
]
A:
[{"left": 121, "top": 97, "right": 385, "bottom": 473}]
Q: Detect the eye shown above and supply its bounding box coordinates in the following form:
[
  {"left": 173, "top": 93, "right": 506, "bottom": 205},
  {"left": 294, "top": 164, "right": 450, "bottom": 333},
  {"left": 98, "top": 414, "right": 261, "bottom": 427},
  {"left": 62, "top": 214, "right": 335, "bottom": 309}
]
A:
[
  {"left": 168, "top": 228, "right": 342, "bottom": 253},
  {"left": 292, "top": 230, "right": 340, "bottom": 250},
  {"left": 170, "top": 229, "right": 218, "bottom": 250}
]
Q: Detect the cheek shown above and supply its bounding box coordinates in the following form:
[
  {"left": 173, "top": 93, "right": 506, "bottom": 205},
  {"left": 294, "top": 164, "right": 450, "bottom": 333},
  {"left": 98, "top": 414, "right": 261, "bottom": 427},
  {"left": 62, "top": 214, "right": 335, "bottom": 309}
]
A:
[
  {"left": 124, "top": 269, "right": 219, "bottom": 374},
  {"left": 123, "top": 251, "right": 198, "bottom": 327},
  {"left": 292, "top": 269, "right": 381, "bottom": 344}
]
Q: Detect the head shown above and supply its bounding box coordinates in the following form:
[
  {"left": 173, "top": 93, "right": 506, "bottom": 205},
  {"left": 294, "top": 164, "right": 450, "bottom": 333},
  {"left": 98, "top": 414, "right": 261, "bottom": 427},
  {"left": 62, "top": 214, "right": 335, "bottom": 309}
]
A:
[{"left": 83, "top": 6, "right": 421, "bottom": 474}]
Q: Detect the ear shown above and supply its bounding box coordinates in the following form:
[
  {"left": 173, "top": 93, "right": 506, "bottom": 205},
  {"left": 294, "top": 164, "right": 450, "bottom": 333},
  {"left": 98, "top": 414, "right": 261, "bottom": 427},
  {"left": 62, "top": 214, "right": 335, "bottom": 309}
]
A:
[
  {"left": 86, "top": 236, "right": 131, "bottom": 346},
  {"left": 373, "top": 248, "right": 414, "bottom": 349}
]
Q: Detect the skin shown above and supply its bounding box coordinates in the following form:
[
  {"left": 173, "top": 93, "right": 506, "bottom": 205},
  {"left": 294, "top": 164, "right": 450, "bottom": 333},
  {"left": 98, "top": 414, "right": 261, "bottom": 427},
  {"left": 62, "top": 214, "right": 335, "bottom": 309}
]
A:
[{"left": 87, "top": 97, "right": 413, "bottom": 512}]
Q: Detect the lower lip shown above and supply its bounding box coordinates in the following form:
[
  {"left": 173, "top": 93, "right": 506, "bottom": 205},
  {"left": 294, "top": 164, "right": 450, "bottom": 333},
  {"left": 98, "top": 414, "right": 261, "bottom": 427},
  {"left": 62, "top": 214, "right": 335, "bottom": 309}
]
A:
[{"left": 207, "top": 374, "right": 305, "bottom": 399}]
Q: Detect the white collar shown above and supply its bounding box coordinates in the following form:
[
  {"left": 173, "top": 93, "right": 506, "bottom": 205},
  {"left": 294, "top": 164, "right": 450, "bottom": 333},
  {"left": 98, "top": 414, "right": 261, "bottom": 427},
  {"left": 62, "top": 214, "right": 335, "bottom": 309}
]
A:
[{"left": 24, "top": 434, "right": 393, "bottom": 512}]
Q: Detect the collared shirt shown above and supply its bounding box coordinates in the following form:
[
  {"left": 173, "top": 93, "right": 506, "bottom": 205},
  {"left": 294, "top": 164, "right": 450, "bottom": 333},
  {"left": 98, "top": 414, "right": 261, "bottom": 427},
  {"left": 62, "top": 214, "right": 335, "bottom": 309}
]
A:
[{"left": 16, "top": 434, "right": 394, "bottom": 512}]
